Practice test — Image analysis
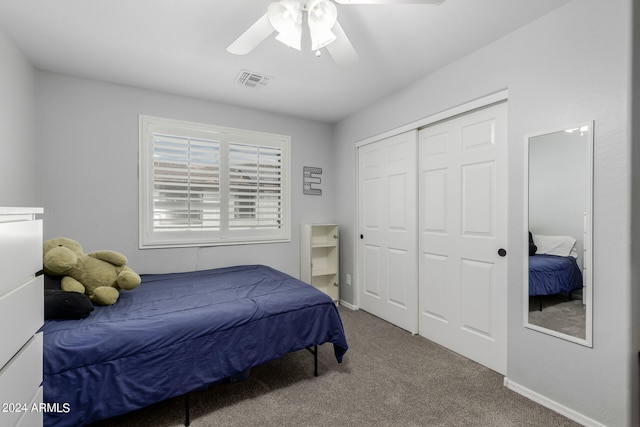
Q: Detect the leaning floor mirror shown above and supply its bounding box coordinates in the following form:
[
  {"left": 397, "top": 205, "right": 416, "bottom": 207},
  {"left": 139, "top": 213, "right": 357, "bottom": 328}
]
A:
[{"left": 525, "top": 122, "right": 593, "bottom": 347}]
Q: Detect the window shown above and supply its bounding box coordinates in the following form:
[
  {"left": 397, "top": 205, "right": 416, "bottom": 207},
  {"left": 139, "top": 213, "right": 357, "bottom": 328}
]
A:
[{"left": 139, "top": 115, "right": 290, "bottom": 248}]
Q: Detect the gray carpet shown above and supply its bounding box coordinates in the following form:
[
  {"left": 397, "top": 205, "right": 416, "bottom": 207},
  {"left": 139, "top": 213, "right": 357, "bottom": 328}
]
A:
[
  {"left": 91, "top": 307, "right": 580, "bottom": 427},
  {"left": 528, "top": 295, "right": 586, "bottom": 339}
]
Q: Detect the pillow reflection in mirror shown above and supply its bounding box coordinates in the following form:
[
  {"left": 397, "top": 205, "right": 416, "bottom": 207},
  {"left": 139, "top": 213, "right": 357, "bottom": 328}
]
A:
[{"left": 532, "top": 234, "right": 577, "bottom": 258}]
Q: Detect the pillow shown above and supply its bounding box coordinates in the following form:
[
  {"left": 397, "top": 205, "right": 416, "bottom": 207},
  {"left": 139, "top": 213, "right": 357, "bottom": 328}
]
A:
[
  {"left": 532, "top": 234, "right": 577, "bottom": 258},
  {"left": 42, "top": 273, "right": 94, "bottom": 319},
  {"left": 44, "top": 289, "right": 94, "bottom": 320}
]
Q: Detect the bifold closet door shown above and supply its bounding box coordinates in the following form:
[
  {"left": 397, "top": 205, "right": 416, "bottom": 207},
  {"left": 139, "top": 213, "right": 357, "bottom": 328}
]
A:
[
  {"left": 357, "top": 130, "right": 418, "bottom": 334},
  {"left": 418, "top": 102, "right": 508, "bottom": 374}
]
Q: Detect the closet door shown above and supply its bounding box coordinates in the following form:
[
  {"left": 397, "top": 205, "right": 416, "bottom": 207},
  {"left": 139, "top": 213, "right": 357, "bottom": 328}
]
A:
[
  {"left": 418, "top": 102, "right": 508, "bottom": 374},
  {"left": 357, "top": 130, "right": 418, "bottom": 333}
]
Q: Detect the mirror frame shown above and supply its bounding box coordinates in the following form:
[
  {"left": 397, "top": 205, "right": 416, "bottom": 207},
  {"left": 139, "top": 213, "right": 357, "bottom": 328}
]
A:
[{"left": 523, "top": 121, "right": 593, "bottom": 347}]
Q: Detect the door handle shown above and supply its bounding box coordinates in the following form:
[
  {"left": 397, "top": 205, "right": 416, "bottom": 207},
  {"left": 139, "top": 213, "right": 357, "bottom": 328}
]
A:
[{"left": 498, "top": 248, "right": 507, "bottom": 257}]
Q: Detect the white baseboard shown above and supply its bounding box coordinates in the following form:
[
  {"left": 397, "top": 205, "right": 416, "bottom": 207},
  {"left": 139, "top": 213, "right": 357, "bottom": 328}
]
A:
[
  {"left": 503, "top": 377, "right": 605, "bottom": 427},
  {"left": 338, "top": 300, "right": 357, "bottom": 310}
]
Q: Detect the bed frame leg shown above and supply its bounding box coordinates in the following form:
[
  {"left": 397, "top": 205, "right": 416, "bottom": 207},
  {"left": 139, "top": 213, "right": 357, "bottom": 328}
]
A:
[
  {"left": 306, "top": 345, "right": 319, "bottom": 377},
  {"left": 184, "top": 393, "right": 191, "bottom": 427},
  {"left": 313, "top": 345, "right": 318, "bottom": 377}
]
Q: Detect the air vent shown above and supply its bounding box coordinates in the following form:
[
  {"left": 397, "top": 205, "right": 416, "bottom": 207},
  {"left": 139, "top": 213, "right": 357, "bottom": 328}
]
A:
[{"left": 235, "top": 69, "right": 272, "bottom": 89}]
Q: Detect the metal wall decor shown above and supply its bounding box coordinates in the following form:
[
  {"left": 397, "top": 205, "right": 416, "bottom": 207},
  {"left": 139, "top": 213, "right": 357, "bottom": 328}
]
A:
[{"left": 303, "top": 166, "right": 322, "bottom": 195}]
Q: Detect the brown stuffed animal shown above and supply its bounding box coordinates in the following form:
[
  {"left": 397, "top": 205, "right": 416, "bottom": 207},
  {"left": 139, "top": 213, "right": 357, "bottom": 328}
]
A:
[{"left": 42, "top": 237, "right": 141, "bottom": 305}]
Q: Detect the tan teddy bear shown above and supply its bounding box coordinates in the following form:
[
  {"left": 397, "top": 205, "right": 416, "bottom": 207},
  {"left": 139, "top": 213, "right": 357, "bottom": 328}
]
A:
[{"left": 43, "top": 237, "right": 141, "bottom": 305}]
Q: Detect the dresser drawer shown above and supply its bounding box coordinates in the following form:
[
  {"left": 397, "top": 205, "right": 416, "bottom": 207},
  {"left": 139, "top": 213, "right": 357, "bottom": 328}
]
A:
[
  {"left": 0, "top": 333, "right": 43, "bottom": 427},
  {"left": 0, "top": 276, "right": 43, "bottom": 368},
  {"left": 14, "top": 387, "right": 43, "bottom": 427},
  {"left": 0, "top": 219, "right": 42, "bottom": 298}
]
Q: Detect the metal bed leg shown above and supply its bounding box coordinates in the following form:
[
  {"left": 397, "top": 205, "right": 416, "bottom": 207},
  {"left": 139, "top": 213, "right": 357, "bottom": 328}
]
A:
[
  {"left": 306, "top": 345, "right": 319, "bottom": 377},
  {"left": 314, "top": 344, "right": 318, "bottom": 377},
  {"left": 184, "top": 392, "right": 191, "bottom": 427}
]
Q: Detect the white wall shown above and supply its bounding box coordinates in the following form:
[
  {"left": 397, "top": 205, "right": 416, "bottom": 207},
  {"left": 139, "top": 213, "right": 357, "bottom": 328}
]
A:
[
  {"left": 334, "top": 0, "right": 633, "bottom": 425},
  {"left": 36, "top": 72, "right": 335, "bottom": 278},
  {"left": 0, "top": 27, "right": 39, "bottom": 207}
]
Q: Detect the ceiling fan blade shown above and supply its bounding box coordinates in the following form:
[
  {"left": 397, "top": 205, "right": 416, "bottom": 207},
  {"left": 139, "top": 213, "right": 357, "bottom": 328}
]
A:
[
  {"left": 335, "top": 0, "right": 445, "bottom": 4},
  {"left": 226, "top": 13, "right": 275, "bottom": 55},
  {"left": 326, "top": 21, "right": 359, "bottom": 67}
]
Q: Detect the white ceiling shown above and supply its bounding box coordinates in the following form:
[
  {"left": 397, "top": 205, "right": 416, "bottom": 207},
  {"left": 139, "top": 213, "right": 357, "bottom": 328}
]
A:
[{"left": 0, "top": 0, "right": 572, "bottom": 123}]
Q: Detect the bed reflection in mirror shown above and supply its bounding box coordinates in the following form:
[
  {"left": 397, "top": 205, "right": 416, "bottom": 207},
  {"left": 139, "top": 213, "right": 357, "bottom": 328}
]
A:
[{"left": 525, "top": 123, "right": 593, "bottom": 347}]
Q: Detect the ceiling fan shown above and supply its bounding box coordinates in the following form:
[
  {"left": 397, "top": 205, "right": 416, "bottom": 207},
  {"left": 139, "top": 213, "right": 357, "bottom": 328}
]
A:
[{"left": 226, "top": 0, "right": 446, "bottom": 67}]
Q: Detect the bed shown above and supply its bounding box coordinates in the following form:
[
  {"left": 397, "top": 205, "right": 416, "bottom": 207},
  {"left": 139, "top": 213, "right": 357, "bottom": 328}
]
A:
[
  {"left": 528, "top": 233, "right": 584, "bottom": 310},
  {"left": 528, "top": 254, "right": 583, "bottom": 297},
  {"left": 42, "top": 264, "right": 348, "bottom": 427}
]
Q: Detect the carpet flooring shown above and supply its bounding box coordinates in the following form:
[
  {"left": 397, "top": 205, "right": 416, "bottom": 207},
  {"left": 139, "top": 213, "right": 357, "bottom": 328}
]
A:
[
  {"left": 90, "top": 307, "right": 580, "bottom": 427},
  {"left": 528, "top": 295, "right": 586, "bottom": 340}
]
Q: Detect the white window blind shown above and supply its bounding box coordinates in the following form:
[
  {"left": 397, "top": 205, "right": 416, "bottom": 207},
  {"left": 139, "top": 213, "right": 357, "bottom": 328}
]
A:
[
  {"left": 139, "top": 115, "right": 290, "bottom": 248},
  {"left": 228, "top": 142, "right": 283, "bottom": 231},
  {"left": 152, "top": 134, "right": 221, "bottom": 232}
]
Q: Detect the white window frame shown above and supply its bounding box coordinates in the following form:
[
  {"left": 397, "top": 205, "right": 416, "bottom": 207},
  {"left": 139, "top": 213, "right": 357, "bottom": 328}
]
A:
[{"left": 139, "top": 115, "right": 291, "bottom": 248}]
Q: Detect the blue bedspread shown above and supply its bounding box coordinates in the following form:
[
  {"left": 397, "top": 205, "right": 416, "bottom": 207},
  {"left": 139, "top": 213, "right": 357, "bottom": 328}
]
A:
[
  {"left": 528, "top": 255, "right": 583, "bottom": 296},
  {"left": 42, "top": 265, "right": 348, "bottom": 426}
]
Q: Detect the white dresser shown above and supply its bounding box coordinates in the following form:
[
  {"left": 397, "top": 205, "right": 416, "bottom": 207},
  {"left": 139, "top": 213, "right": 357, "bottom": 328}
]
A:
[{"left": 0, "top": 207, "right": 43, "bottom": 427}]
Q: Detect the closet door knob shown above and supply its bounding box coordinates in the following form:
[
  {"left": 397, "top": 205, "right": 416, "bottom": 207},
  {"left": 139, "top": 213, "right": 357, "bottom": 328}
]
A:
[
  {"left": 360, "top": 234, "right": 364, "bottom": 239},
  {"left": 498, "top": 248, "right": 507, "bottom": 257}
]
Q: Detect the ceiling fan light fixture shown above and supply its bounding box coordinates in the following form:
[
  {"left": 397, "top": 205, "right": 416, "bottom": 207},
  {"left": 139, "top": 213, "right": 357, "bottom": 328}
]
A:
[
  {"left": 275, "top": 25, "right": 302, "bottom": 50},
  {"left": 308, "top": 0, "right": 338, "bottom": 26},
  {"left": 268, "top": 0, "right": 303, "bottom": 50},
  {"left": 308, "top": 0, "right": 338, "bottom": 50},
  {"left": 309, "top": 26, "right": 336, "bottom": 51}
]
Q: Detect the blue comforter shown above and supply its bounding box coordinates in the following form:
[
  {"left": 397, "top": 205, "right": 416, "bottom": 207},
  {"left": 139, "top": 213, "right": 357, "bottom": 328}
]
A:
[
  {"left": 528, "top": 255, "right": 583, "bottom": 296},
  {"left": 42, "top": 265, "right": 348, "bottom": 426}
]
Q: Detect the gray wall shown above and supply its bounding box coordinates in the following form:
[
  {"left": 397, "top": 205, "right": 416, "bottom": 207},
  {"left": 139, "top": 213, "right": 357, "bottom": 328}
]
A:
[
  {"left": 631, "top": 4, "right": 640, "bottom": 426},
  {"left": 36, "top": 72, "right": 335, "bottom": 278},
  {"left": 0, "top": 27, "right": 39, "bottom": 207},
  {"left": 333, "top": 0, "right": 633, "bottom": 425}
]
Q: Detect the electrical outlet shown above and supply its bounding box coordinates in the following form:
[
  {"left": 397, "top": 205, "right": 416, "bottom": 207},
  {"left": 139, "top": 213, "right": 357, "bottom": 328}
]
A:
[{"left": 346, "top": 274, "right": 351, "bottom": 286}]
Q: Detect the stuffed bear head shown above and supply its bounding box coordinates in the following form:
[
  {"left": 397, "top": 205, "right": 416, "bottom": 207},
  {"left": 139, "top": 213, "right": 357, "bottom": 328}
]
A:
[{"left": 43, "top": 237, "right": 141, "bottom": 305}]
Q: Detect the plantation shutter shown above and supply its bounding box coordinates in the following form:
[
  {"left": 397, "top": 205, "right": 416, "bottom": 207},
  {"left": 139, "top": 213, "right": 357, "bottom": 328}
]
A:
[
  {"left": 152, "top": 133, "right": 221, "bottom": 232},
  {"left": 228, "top": 142, "right": 283, "bottom": 231},
  {"left": 139, "top": 115, "right": 290, "bottom": 248}
]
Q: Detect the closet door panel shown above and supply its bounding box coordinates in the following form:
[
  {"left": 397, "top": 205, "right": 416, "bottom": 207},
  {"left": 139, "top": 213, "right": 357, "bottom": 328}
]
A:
[
  {"left": 363, "top": 245, "right": 382, "bottom": 298},
  {"left": 422, "top": 168, "right": 448, "bottom": 233},
  {"left": 358, "top": 130, "right": 418, "bottom": 333},
  {"left": 460, "top": 259, "right": 494, "bottom": 337},
  {"left": 387, "top": 248, "right": 410, "bottom": 307},
  {"left": 419, "top": 102, "right": 508, "bottom": 375},
  {"left": 419, "top": 253, "right": 448, "bottom": 322},
  {"left": 461, "top": 161, "right": 495, "bottom": 236}
]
